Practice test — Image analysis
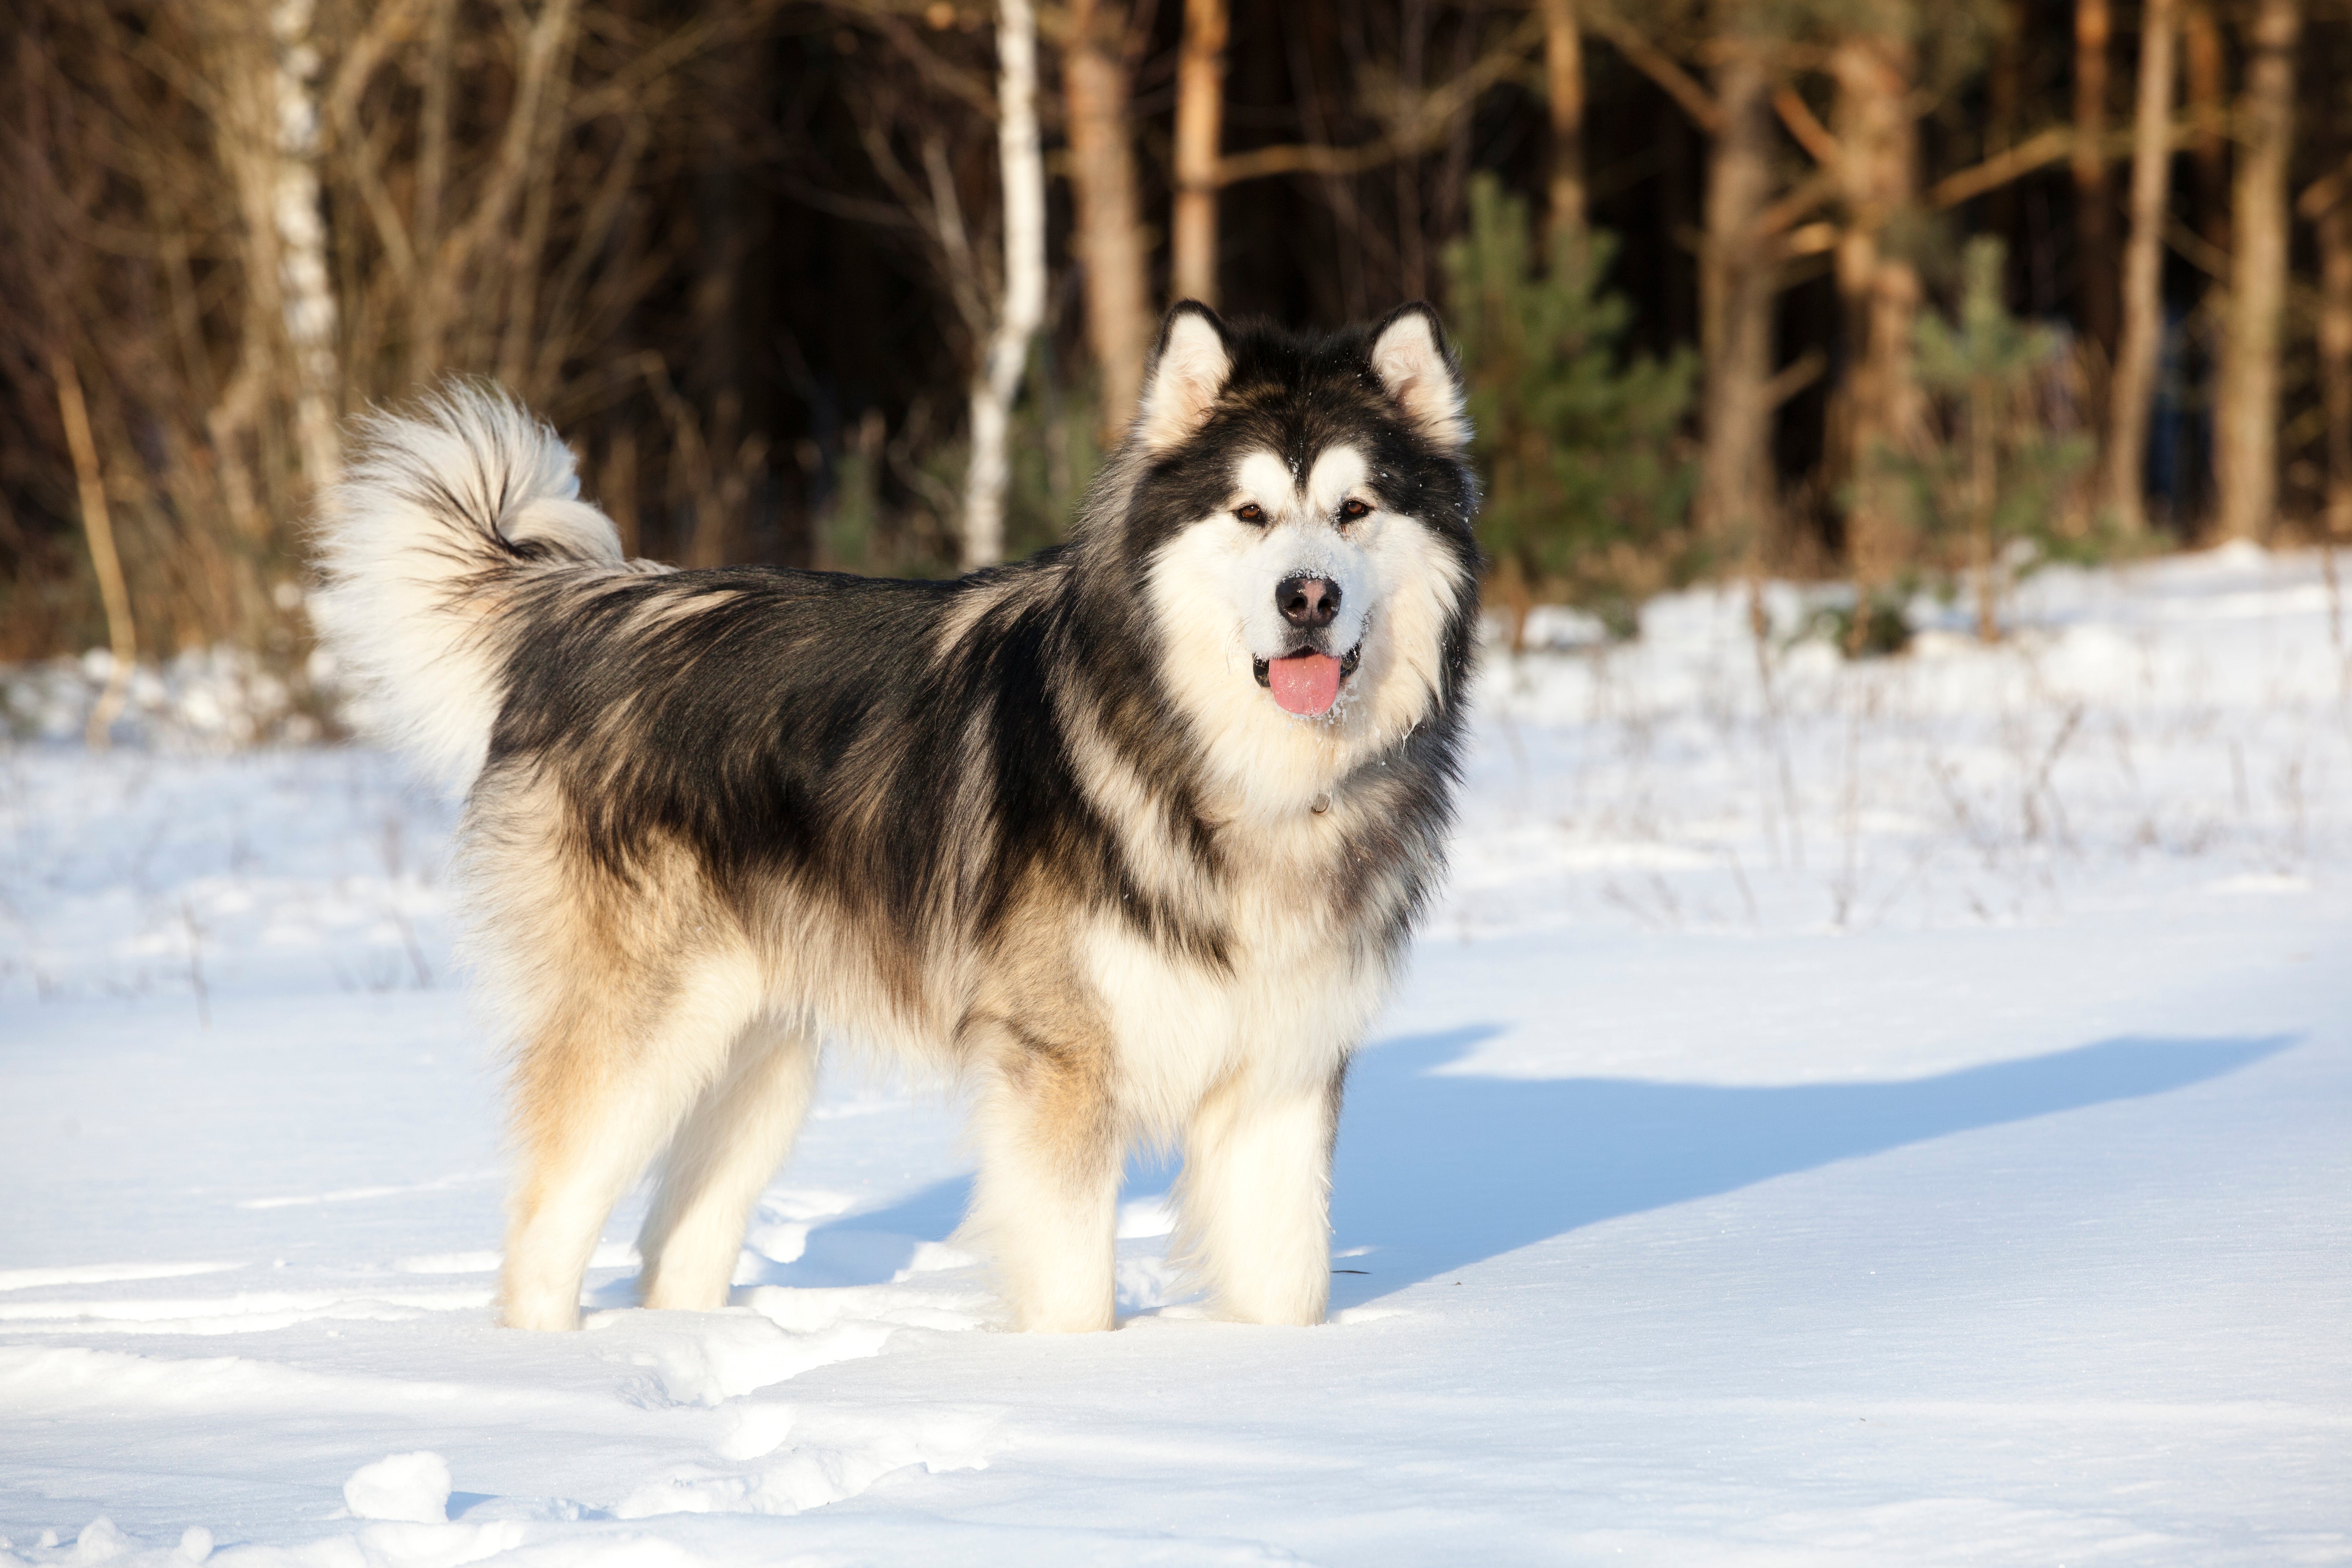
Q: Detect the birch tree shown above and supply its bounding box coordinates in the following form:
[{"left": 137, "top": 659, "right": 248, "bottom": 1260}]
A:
[
  {"left": 270, "top": 0, "right": 340, "bottom": 491},
  {"left": 962, "top": 0, "right": 1047, "bottom": 571}
]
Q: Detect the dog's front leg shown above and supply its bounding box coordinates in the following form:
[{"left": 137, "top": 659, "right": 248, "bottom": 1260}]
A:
[
  {"left": 1173, "top": 1059, "right": 1347, "bottom": 1326},
  {"left": 957, "top": 1020, "right": 1120, "bottom": 1332}
]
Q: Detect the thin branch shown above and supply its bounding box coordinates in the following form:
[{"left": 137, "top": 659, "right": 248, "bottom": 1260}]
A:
[
  {"left": 1927, "top": 124, "right": 2073, "bottom": 208},
  {"left": 2299, "top": 153, "right": 2352, "bottom": 219},
  {"left": 1751, "top": 167, "right": 1837, "bottom": 239},
  {"left": 2164, "top": 214, "right": 2230, "bottom": 277},
  {"left": 567, "top": 0, "right": 793, "bottom": 124},
  {"left": 1928, "top": 116, "right": 2213, "bottom": 211},
  {"left": 856, "top": 9, "right": 1000, "bottom": 119},
  {"left": 1585, "top": 11, "right": 1720, "bottom": 133},
  {"left": 1772, "top": 87, "right": 1839, "bottom": 170},
  {"left": 1212, "top": 13, "right": 1545, "bottom": 188},
  {"left": 322, "top": 0, "right": 428, "bottom": 140}
]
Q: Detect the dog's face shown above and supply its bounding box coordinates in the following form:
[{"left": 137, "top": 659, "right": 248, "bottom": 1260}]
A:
[{"left": 1108, "top": 302, "right": 1479, "bottom": 802}]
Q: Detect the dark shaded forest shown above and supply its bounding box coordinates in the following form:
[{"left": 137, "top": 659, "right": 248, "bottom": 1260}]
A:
[{"left": 2, "top": 0, "right": 2347, "bottom": 667}]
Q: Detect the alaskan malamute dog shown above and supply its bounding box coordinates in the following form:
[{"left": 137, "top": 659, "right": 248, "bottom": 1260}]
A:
[{"left": 313, "top": 302, "right": 1479, "bottom": 1332}]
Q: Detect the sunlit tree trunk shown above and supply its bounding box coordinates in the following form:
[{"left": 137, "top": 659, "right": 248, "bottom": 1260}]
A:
[
  {"left": 964, "top": 0, "right": 1048, "bottom": 570},
  {"left": 1696, "top": 39, "right": 1774, "bottom": 552},
  {"left": 2214, "top": 0, "right": 2300, "bottom": 542},
  {"left": 1171, "top": 0, "right": 1227, "bottom": 306},
  {"left": 1542, "top": 0, "right": 1586, "bottom": 254},
  {"left": 1066, "top": 0, "right": 1152, "bottom": 441},
  {"left": 2321, "top": 196, "right": 2352, "bottom": 539},
  {"left": 2104, "top": 0, "right": 2178, "bottom": 534},
  {"left": 2073, "top": 0, "right": 2117, "bottom": 359},
  {"left": 1831, "top": 31, "right": 1925, "bottom": 599}
]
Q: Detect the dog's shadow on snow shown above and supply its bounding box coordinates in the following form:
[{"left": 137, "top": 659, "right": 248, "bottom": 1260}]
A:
[{"left": 774, "top": 1029, "right": 2288, "bottom": 1309}]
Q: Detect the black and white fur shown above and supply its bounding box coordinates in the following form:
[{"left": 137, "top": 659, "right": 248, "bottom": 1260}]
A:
[{"left": 311, "top": 301, "right": 1480, "bottom": 1332}]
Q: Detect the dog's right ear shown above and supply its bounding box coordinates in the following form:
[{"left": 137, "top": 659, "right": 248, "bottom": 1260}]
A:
[{"left": 1135, "top": 302, "right": 1233, "bottom": 452}]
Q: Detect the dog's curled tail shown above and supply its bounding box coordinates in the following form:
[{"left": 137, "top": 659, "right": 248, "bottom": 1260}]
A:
[{"left": 311, "top": 382, "right": 625, "bottom": 788}]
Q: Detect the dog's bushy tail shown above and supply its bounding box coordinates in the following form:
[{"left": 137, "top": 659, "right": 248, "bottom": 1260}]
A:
[{"left": 311, "top": 382, "right": 627, "bottom": 788}]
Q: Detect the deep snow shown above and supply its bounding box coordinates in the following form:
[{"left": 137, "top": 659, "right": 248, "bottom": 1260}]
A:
[{"left": 3, "top": 545, "right": 2348, "bottom": 1565}]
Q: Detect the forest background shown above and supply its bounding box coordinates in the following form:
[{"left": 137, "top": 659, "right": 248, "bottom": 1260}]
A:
[{"left": 2, "top": 0, "right": 2348, "bottom": 687}]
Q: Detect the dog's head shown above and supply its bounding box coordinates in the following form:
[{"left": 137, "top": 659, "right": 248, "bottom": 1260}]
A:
[{"left": 1086, "top": 301, "right": 1479, "bottom": 801}]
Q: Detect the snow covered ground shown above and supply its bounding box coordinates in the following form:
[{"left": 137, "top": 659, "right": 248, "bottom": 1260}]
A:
[{"left": 3, "top": 544, "right": 2349, "bottom": 1565}]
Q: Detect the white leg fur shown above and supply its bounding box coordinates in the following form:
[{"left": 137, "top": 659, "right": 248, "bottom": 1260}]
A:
[
  {"left": 959, "top": 1079, "right": 1120, "bottom": 1333},
  {"left": 636, "top": 1017, "right": 820, "bottom": 1311},
  {"left": 498, "top": 954, "right": 765, "bottom": 1331},
  {"left": 1174, "top": 1066, "right": 1341, "bottom": 1326}
]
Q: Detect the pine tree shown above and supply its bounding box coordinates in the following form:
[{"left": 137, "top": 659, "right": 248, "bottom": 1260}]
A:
[
  {"left": 1896, "top": 237, "right": 2096, "bottom": 640},
  {"left": 1442, "top": 174, "right": 1698, "bottom": 643}
]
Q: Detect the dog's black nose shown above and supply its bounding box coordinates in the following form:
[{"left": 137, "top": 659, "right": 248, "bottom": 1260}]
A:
[{"left": 1277, "top": 575, "right": 1341, "bottom": 629}]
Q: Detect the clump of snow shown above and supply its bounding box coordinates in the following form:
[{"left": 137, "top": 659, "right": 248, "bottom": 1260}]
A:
[
  {"left": 68, "top": 1517, "right": 126, "bottom": 1563},
  {"left": 174, "top": 1525, "right": 211, "bottom": 1562},
  {"left": 341, "top": 1451, "right": 451, "bottom": 1524},
  {"left": 1, "top": 645, "right": 328, "bottom": 751}
]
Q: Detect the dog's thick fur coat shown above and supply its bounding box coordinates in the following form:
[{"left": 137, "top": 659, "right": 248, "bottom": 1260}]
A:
[{"left": 312, "top": 302, "right": 1480, "bottom": 1331}]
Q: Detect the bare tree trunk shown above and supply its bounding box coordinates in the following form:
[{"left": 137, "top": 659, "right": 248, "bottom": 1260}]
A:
[
  {"left": 1066, "top": 0, "right": 1153, "bottom": 442},
  {"left": 964, "top": 0, "right": 1048, "bottom": 571},
  {"left": 1697, "top": 40, "right": 1774, "bottom": 552},
  {"left": 2215, "top": 0, "right": 2300, "bottom": 542},
  {"left": 2182, "top": 0, "right": 2230, "bottom": 254},
  {"left": 1985, "top": 0, "right": 2027, "bottom": 262},
  {"left": 2321, "top": 195, "right": 2352, "bottom": 539},
  {"left": 2104, "top": 0, "right": 2179, "bottom": 534},
  {"left": 1172, "top": 0, "right": 1228, "bottom": 306},
  {"left": 2073, "top": 0, "right": 2117, "bottom": 358},
  {"left": 1831, "top": 32, "right": 1926, "bottom": 601},
  {"left": 1542, "top": 0, "right": 1586, "bottom": 253}
]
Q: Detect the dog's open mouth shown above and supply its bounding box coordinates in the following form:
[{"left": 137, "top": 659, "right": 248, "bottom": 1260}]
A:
[{"left": 1253, "top": 645, "right": 1362, "bottom": 717}]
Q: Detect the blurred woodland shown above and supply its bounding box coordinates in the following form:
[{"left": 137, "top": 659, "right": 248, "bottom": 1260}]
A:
[{"left": 3, "top": 0, "right": 2350, "bottom": 674}]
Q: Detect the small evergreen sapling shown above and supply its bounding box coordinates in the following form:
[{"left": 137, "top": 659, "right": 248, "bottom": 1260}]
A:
[
  {"left": 1894, "top": 236, "right": 2097, "bottom": 641},
  {"left": 1443, "top": 174, "right": 1698, "bottom": 645}
]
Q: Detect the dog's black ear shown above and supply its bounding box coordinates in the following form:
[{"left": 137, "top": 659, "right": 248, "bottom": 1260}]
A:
[
  {"left": 1368, "top": 302, "right": 1469, "bottom": 452},
  {"left": 1135, "top": 301, "right": 1233, "bottom": 451}
]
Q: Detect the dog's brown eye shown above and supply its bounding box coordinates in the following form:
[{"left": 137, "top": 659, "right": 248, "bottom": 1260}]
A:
[
  {"left": 1235, "top": 502, "right": 1265, "bottom": 524},
  {"left": 1341, "top": 498, "right": 1372, "bottom": 521}
]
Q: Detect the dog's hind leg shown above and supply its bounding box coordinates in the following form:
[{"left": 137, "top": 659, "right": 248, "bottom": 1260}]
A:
[
  {"left": 1171, "top": 1060, "right": 1346, "bottom": 1326},
  {"left": 635, "top": 1014, "right": 820, "bottom": 1311},
  {"left": 958, "top": 1019, "right": 1122, "bottom": 1332},
  {"left": 498, "top": 950, "right": 766, "bottom": 1331}
]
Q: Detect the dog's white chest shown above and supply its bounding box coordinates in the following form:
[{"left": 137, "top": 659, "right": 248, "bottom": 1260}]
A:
[{"left": 1080, "top": 885, "right": 1389, "bottom": 1134}]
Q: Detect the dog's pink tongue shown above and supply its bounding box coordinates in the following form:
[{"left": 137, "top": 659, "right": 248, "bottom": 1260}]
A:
[{"left": 1268, "top": 652, "right": 1343, "bottom": 716}]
